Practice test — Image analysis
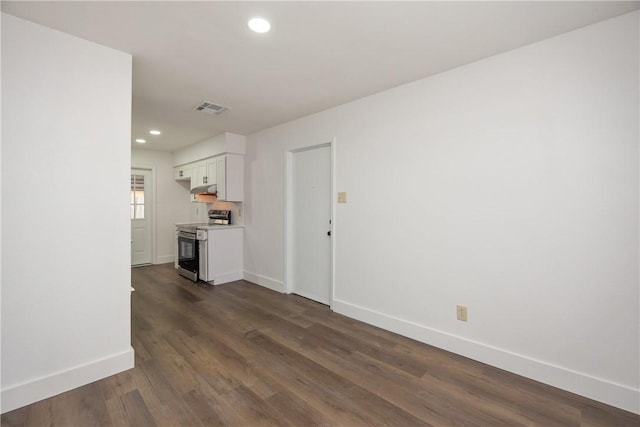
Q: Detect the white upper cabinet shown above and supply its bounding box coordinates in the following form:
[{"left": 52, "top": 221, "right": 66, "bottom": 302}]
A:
[
  {"left": 190, "top": 161, "right": 206, "bottom": 189},
  {"left": 205, "top": 158, "right": 217, "bottom": 187},
  {"left": 176, "top": 154, "right": 243, "bottom": 201},
  {"left": 190, "top": 159, "right": 217, "bottom": 189},
  {"left": 216, "top": 154, "right": 244, "bottom": 201},
  {"left": 174, "top": 164, "right": 191, "bottom": 181},
  {"left": 216, "top": 156, "right": 226, "bottom": 200}
]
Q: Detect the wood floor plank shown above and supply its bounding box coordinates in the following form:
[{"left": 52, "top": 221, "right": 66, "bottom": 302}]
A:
[
  {"left": 247, "top": 329, "right": 431, "bottom": 426},
  {"left": 118, "top": 389, "right": 158, "bottom": 427},
  {"left": 0, "top": 407, "right": 25, "bottom": 427},
  {"left": 216, "top": 384, "right": 285, "bottom": 427},
  {"left": 137, "top": 359, "right": 204, "bottom": 427},
  {"left": 222, "top": 281, "right": 316, "bottom": 328},
  {"left": 191, "top": 373, "right": 256, "bottom": 426},
  {"left": 240, "top": 330, "right": 398, "bottom": 426},
  {"left": 193, "top": 292, "right": 261, "bottom": 335},
  {"left": 196, "top": 332, "right": 279, "bottom": 400},
  {"left": 181, "top": 386, "right": 229, "bottom": 426},
  {"left": 2, "top": 265, "right": 638, "bottom": 427},
  {"left": 259, "top": 313, "right": 527, "bottom": 426},
  {"left": 306, "top": 322, "right": 429, "bottom": 377},
  {"left": 265, "top": 389, "right": 335, "bottom": 427},
  {"left": 421, "top": 362, "right": 582, "bottom": 426},
  {"left": 19, "top": 398, "right": 55, "bottom": 427},
  {"left": 302, "top": 305, "right": 404, "bottom": 350},
  {"left": 351, "top": 350, "right": 536, "bottom": 427},
  {"left": 105, "top": 394, "right": 131, "bottom": 426},
  {"left": 141, "top": 344, "right": 200, "bottom": 396},
  {"left": 580, "top": 401, "right": 640, "bottom": 427},
  {"left": 56, "top": 382, "right": 112, "bottom": 427}
]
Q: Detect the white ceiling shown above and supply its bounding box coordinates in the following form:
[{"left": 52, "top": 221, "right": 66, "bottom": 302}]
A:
[{"left": 2, "top": 1, "right": 638, "bottom": 152}]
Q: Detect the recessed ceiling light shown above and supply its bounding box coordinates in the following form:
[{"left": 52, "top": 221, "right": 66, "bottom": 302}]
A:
[
  {"left": 136, "top": 139, "right": 146, "bottom": 144},
  {"left": 248, "top": 17, "right": 270, "bottom": 33},
  {"left": 149, "top": 130, "right": 161, "bottom": 135}
]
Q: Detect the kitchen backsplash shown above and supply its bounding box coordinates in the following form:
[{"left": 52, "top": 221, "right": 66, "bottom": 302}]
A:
[{"left": 189, "top": 197, "right": 242, "bottom": 225}]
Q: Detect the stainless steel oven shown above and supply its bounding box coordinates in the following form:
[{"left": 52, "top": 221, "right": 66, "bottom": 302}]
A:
[{"left": 177, "top": 225, "right": 199, "bottom": 281}]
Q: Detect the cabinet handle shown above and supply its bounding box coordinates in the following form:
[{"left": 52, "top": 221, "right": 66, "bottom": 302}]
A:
[
  {"left": 179, "top": 170, "right": 183, "bottom": 177},
  {"left": 204, "top": 176, "right": 208, "bottom": 184},
  {"left": 327, "top": 231, "right": 331, "bottom": 236}
]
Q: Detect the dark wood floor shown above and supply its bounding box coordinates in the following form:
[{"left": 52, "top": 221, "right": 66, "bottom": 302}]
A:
[{"left": 3, "top": 263, "right": 638, "bottom": 426}]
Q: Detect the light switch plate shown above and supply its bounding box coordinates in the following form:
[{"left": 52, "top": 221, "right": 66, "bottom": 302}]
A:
[
  {"left": 457, "top": 305, "right": 468, "bottom": 322},
  {"left": 338, "top": 192, "right": 347, "bottom": 203}
]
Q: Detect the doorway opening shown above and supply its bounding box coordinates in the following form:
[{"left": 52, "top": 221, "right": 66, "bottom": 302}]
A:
[{"left": 131, "top": 168, "right": 153, "bottom": 266}]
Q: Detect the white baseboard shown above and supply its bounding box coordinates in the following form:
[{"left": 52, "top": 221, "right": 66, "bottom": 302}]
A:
[
  {"left": 332, "top": 299, "right": 639, "bottom": 414},
  {"left": 213, "top": 270, "right": 244, "bottom": 285},
  {"left": 243, "top": 271, "right": 285, "bottom": 293},
  {"left": 154, "top": 255, "right": 174, "bottom": 264},
  {"left": 1, "top": 347, "right": 135, "bottom": 414}
]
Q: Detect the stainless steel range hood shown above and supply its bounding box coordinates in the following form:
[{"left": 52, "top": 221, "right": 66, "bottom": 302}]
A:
[{"left": 190, "top": 184, "right": 217, "bottom": 195}]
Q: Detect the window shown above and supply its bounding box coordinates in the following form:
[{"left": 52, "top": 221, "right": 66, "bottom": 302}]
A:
[{"left": 131, "top": 174, "right": 145, "bottom": 219}]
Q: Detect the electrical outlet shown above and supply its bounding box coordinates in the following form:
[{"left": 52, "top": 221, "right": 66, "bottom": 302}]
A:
[
  {"left": 338, "top": 192, "right": 347, "bottom": 203},
  {"left": 456, "top": 305, "right": 468, "bottom": 322}
]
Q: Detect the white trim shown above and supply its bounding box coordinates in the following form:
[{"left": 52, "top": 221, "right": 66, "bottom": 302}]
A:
[
  {"left": 284, "top": 151, "right": 294, "bottom": 294},
  {"left": 1, "top": 347, "right": 134, "bottom": 414},
  {"left": 329, "top": 139, "right": 337, "bottom": 306},
  {"left": 212, "top": 270, "right": 243, "bottom": 285},
  {"left": 284, "top": 140, "right": 336, "bottom": 305},
  {"left": 332, "top": 298, "right": 640, "bottom": 414},
  {"left": 243, "top": 271, "right": 285, "bottom": 293}
]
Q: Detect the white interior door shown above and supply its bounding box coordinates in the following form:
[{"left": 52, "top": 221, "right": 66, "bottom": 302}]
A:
[
  {"left": 292, "top": 145, "right": 331, "bottom": 304},
  {"left": 131, "top": 169, "right": 152, "bottom": 266}
]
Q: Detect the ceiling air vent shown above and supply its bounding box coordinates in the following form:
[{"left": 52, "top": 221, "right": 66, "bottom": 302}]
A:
[{"left": 193, "top": 101, "right": 230, "bottom": 115}]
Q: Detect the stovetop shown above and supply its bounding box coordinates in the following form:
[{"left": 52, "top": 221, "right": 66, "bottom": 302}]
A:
[{"left": 176, "top": 223, "right": 209, "bottom": 232}]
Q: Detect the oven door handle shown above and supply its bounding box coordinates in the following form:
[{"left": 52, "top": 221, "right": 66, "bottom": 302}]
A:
[{"left": 178, "top": 231, "right": 196, "bottom": 240}]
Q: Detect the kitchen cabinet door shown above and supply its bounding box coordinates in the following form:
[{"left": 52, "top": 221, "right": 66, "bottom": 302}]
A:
[
  {"left": 174, "top": 165, "right": 191, "bottom": 181},
  {"left": 215, "top": 154, "right": 244, "bottom": 201},
  {"left": 206, "top": 227, "right": 243, "bottom": 284},
  {"left": 216, "top": 156, "right": 226, "bottom": 200},
  {"left": 205, "top": 158, "right": 217, "bottom": 187},
  {"left": 190, "top": 161, "right": 206, "bottom": 189}
]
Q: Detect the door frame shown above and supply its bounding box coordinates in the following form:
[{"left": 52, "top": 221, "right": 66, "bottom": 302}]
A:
[
  {"left": 284, "top": 139, "right": 336, "bottom": 307},
  {"left": 131, "top": 165, "right": 156, "bottom": 265}
]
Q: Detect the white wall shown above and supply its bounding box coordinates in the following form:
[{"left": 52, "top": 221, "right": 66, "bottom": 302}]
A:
[
  {"left": 132, "top": 149, "right": 192, "bottom": 263},
  {"left": 244, "top": 11, "right": 639, "bottom": 412},
  {"left": 1, "top": 14, "right": 134, "bottom": 412},
  {"left": 173, "top": 132, "right": 246, "bottom": 166}
]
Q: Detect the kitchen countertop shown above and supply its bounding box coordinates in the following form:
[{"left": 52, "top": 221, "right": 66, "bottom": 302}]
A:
[
  {"left": 175, "top": 222, "right": 244, "bottom": 230},
  {"left": 197, "top": 224, "right": 243, "bottom": 230}
]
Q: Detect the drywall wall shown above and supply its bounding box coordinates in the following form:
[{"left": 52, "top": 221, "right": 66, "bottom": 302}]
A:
[
  {"left": 132, "top": 149, "right": 192, "bottom": 264},
  {"left": 1, "top": 14, "right": 134, "bottom": 412},
  {"left": 244, "top": 11, "right": 639, "bottom": 412},
  {"left": 173, "top": 132, "right": 246, "bottom": 166}
]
